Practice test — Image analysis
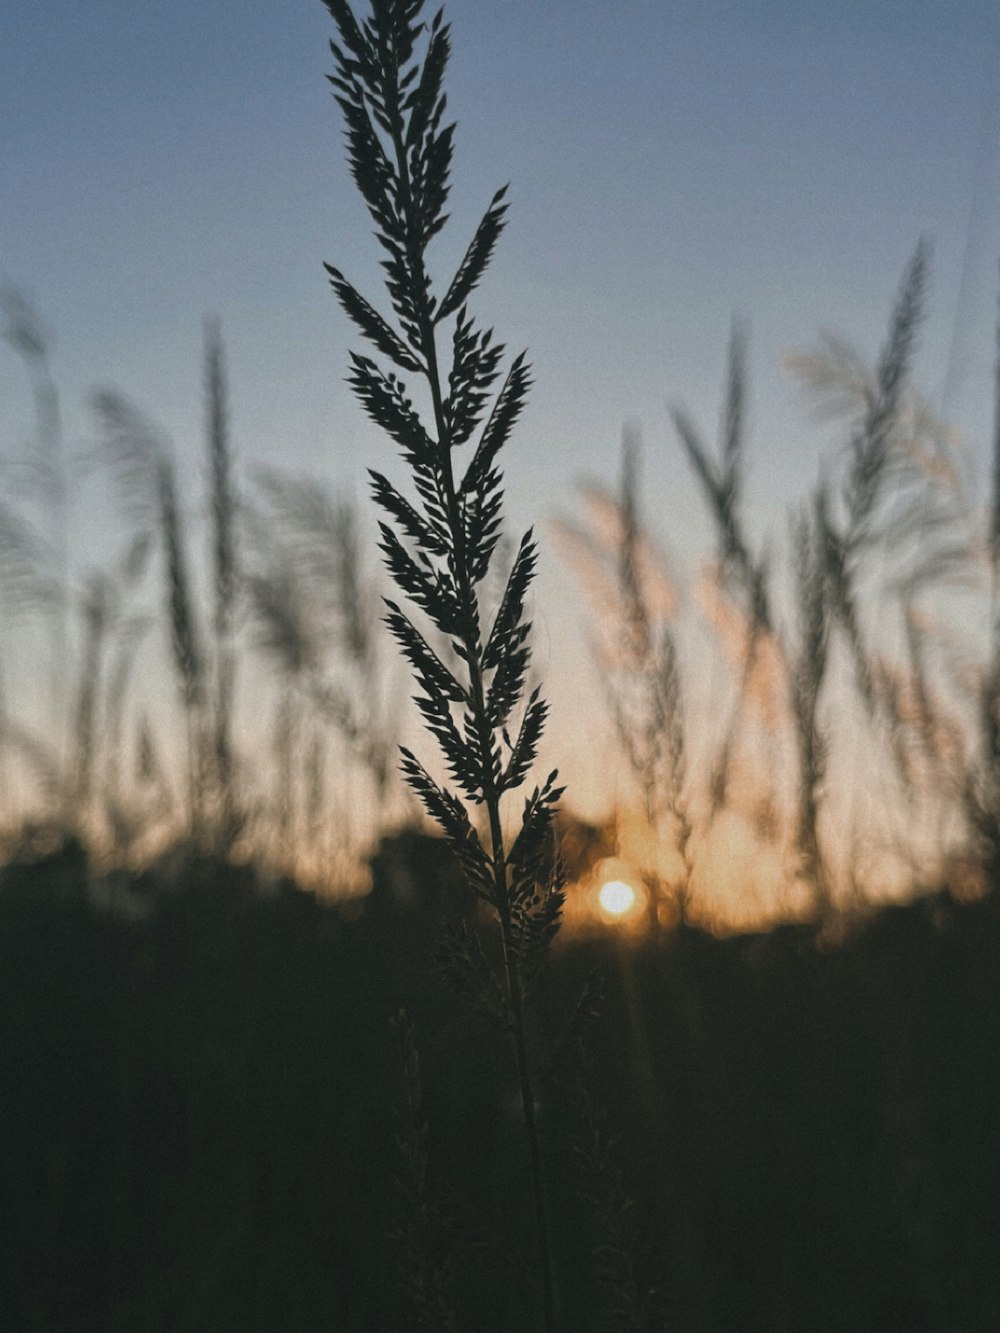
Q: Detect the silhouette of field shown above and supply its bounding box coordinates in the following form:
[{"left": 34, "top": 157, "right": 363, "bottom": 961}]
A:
[
  {"left": 1, "top": 833, "right": 998, "bottom": 1332},
  {"left": 5, "top": 2, "right": 1000, "bottom": 1328}
]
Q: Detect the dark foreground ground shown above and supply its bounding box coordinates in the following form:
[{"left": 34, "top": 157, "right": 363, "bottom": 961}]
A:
[{"left": 1, "top": 832, "right": 998, "bottom": 1332}]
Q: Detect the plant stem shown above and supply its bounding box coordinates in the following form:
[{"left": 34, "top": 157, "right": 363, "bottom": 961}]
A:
[
  {"left": 424, "top": 259, "right": 557, "bottom": 1333},
  {"left": 377, "top": 78, "right": 557, "bottom": 1326}
]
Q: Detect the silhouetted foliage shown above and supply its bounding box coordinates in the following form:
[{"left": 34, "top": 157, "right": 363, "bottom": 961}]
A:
[
  {"left": 324, "top": 1, "right": 564, "bottom": 1323},
  {"left": 1, "top": 849, "right": 999, "bottom": 1330}
]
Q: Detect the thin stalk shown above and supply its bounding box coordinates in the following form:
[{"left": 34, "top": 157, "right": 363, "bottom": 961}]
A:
[
  {"left": 387, "top": 101, "right": 556, "bottom": 1333},
  {"left": 325, "top": 7, "right": 563, "bottom": 1324},
  {"left": 205, "top": 316, "right": 239, "bottom": 852}
]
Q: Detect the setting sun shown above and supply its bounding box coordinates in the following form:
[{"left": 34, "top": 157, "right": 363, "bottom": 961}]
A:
[{"left": 598, "top": 878, "right": 638, "bottom": 917}]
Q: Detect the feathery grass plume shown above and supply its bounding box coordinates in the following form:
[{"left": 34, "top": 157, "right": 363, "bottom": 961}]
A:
[
  {"left": 1, "top": 288, "right": 69, "bottom": 721},
  {"left": 2, "top": 290, "right": 72, "bottom": 823},
  {"left": 963, "top": 274, "right": 1000, "bottom": 887},
  {"left": 244, "top": 494, "right": 385, "bottom": 872},
  {"left": 0, "top": 501, "right": 58, "bottom": 616},
  {"left": 551, "top": 438, "right": 690, "bottom": 908},
  {"left": 252, "top": 468, "right": 397, "bottom": 799},
  {"left": 245, "top": 545, "right": 321, "bottom": 682},
  {"left": 567, "top": 434, "right": 692, "bottom": 921},
  {"left": 243, "top": 543, "right": 320, "bottom": 866},
  {"left": 790, "top": 503, "right": 832, "bottom": 912},
  {"left": 783, "top": 331, "right": 878, "bottom": 422},
  {"left": 551, "top": 470, "right": 676, "bottom": 669},
  {"left": 806, "top": 244, "right": 930, "bottom": 724},
  {"left": 159, "top": 453, "right": 208, "bottom": 840},
  {"left": 79, "top": 532, "right": 154, "bottom": 844},
  {"left": 672, "top": 319, "right": 770, "bottom": 635},
  {"left": 204, "top": 316, "right": 241, "bottom": 850},
  {"left": 324, "top": 2, "right": 562, "bottom": 1323},
  {"left": 788, "top": 295, "right": 965, "bottom": 593},
  {"left": 93, "top": 391, "right": 208, "bottom": 843},
  {"left": 842, "top": 242, "right": 929, "bottom": 551},
  {"left": 616, "top": 436, "right": 687, "bottom": 840},
  {"left": 984, "top": 275, "right": 1000, "bottom": 739},
  {"left": 671, "top": 321, "right": 784, "bottom": 823},
  {"left": 684, "top": 280, "right": 938, "bottom": 899},
  {"left": 787, "top": 246, "right": 979, "bottom": 889},
  {"left": 0, "top": 288, "right": 62, "bottom": 487}
]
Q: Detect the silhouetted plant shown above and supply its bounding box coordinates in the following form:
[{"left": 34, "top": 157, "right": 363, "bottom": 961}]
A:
[
  {"left": 963, "top": 278, "right": 1000, "bottom": 887},
  {"left": 672, "top": 321, "right": 785, "bottom": 828},
  {"left": 809, "top": 243, "right": 931, "bottom": 722},
  {"left": 1, "top": 287, "right": 70, "bottom": 734},
  {"left": 553, "top": 434, "right": 691, "bottom": 924},
  {"left": 672, "top": 320, "right": 771, "bottom": 640},
  {"left": 787, "top": 243, "right": 975, "bottom": 895},
  {"left": 204, "top": 316, "right": 242, "bottom": 852},
  {"left": 671, "top": 245, "right": 971, "bottom": 909},
  {"left": 324, "top": 0, "right": 563, "bottom": 1323},
  {"left": 99, "top": 609, "right": 154, "bottom": 855},
  {"left": 94, "top": 391, "right": 210, "bottom": 845},
  {"left": 607, "top": 437, "right": 690, "bottom": 868},
  {"left": 243, "top": 533, "right": 321, "bottom": 865},
  {"left": 70, "top": 571, "right": 112, "bottom": 823},
  {"left": 0, "top": 500, "right": 60, "bottom": 830},
  {"left": 251, "top": 467, "right": 398, "bottom": 804},
  {"left": 551, "top": 243, "right": 979, "bottom": 916},
  {"left": 789, "top": 500, "right": 833, "bottom": 910},
  {"left": 1, "top": 288, "right": 72, "bottom": 831}
]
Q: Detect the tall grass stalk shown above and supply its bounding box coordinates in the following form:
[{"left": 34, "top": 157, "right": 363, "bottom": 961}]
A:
[
  {"left": 101, "top": 612, "right": 152, "bottom": 854},
  {"left": 672, "top": 320, "right": 771, "bottom": 637},
  {"left": 324, "top": 1, "right": 563, "bottom": 1324},
  {"left": 671, "top": 323, "right": 780, "bottom": 835},
  {"left": 158, "top": 452, "right": 207, "bottom": 843},
  {"left": 1, "top": 288, "right": 70, "bottom": 755},
  {"left": 204, "top": 317, "right": 240, "bottom": 850},
  {"left": 94, "top": 392, "right": 208, "bottom": 845},
  {"left": 244, "top": 544, "right": 318, "bottom": 862},
  {"left": 252, "top": 468, "right": 396, "bottom": 804},
  {"left": 669, "top": 248, "right": 935, "bottom": 909},
  {"left": 555, "top": 436, "right": 691, "bottom": 923},
  {"left": 71, "top": 572, "right": 111, "bottom": 826},
  {"left": 790, "top": 503, "right": 833, "bottom": 910},
  {"left": 967, "top": 279, "right": 1000, "bottom": 886}
]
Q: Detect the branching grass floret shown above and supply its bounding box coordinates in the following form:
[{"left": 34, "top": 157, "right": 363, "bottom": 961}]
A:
[{"left": 324, "top": 1, "right": 563, "bottom": 1324}]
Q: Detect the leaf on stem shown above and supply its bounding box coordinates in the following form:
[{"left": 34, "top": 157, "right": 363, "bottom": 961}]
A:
[
  {"left": 326, "top": 265, "right": 424, "bottom": 372},
  {"left": 437, "top": 187, "right": 510, "bottom": 323}
]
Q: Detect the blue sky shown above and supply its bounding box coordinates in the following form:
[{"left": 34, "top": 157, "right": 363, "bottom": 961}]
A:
[{"left": 3, "top": 0, "right": 1000, "bottom": 813}]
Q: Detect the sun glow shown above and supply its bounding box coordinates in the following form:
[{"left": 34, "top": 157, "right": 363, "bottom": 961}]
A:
[{"left": 598, "top": 878, "right": 638, "bottom": 918}]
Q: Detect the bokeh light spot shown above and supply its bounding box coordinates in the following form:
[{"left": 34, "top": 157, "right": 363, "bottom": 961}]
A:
[{"left": 598, "top": 879, "right": 636, "bottom": 917}]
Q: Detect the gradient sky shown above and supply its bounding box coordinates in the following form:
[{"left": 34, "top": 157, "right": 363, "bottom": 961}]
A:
[{"left": 3, "top": 0, "right": 1000, "bottom": 817}]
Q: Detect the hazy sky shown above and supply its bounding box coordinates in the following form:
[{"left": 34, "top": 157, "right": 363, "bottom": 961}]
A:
[{"left": 4, "top": 0, "right": 1000, "bottom": 814}]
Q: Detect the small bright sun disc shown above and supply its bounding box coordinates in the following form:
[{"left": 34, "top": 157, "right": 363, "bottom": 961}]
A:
[{"left": 598, "top": 880, "right": 636, "bottom": 916}]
